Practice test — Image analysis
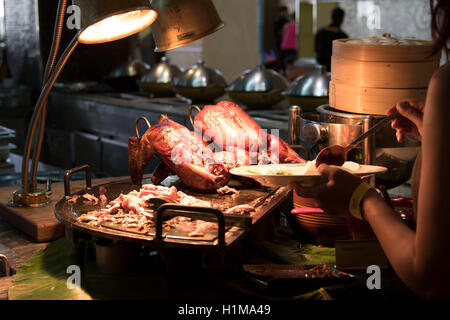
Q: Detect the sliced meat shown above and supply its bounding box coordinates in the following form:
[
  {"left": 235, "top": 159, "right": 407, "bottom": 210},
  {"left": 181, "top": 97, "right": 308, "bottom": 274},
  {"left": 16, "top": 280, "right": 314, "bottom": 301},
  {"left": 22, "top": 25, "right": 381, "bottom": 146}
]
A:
[
  {"left": 225, "top": 204, "right": 256, "bottom": 215},
  {"left": 67, "top": 195, "right": 81, "bottom": 204},
  {"left": 82, "top": 193, "right": 99, "bottom": 204},
  {"left": 217, "top": 186, "right": 239, "bottom": 195}
]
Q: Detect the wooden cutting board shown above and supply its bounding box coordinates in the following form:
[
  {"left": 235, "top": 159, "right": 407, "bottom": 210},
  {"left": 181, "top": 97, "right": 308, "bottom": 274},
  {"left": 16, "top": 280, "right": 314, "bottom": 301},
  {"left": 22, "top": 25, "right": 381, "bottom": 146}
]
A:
[{"left": 0, "top": 176, "right": 126, "bottom": 242}]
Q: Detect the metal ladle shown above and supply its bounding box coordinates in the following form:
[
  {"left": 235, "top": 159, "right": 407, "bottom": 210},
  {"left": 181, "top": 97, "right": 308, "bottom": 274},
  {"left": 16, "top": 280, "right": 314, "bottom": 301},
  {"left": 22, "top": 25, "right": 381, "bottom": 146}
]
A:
[{"left": 315, "top": 112, "right": 400, "bottom": 167}]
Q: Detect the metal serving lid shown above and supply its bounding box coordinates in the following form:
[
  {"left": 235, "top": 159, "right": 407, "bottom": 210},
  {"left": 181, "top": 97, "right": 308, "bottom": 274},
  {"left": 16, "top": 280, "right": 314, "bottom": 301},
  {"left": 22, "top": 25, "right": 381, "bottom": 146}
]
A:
[
  {"left": 284, "top": 65, "right": 330, "bottom": 97},
  {"left": 140, "top": 56, "right": 183, "bottom": 84},
  {"left": 108, "top": 58, "right": 150, "bottom": 78},
  {"left": 227, "top": 65, "right": 288, "bottom": 92},
  {"left": 173, "top": 60, "right": 227, "bottom": 88}
]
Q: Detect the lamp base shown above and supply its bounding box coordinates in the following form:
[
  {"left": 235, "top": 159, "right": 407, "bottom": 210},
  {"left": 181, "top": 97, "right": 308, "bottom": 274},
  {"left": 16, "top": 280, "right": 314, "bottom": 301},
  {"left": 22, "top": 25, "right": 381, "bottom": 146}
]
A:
[{"left": 9, "top": 189, "right": 50, "bottom": 208}]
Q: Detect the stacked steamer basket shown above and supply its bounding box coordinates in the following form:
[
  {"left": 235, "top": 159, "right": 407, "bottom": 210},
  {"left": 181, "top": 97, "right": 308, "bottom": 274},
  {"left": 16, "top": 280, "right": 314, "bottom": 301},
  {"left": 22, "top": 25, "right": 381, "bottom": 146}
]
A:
[
  {"left": 330, "top": 34, "right": 440, "bottom": 115},
  {"left": 291, "top": 34, "right": 440, "bottom": 244}
]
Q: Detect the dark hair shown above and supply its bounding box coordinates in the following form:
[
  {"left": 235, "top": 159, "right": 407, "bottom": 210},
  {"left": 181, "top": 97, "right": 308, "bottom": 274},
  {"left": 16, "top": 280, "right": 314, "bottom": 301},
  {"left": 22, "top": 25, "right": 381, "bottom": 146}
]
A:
[
  {"left": 430, "top": 0, "right": 450, "bottom": 58},
  {"left": 279, "top": 6, "right": 288, "bottom": 13},
  {"left": 331, "top": 7, "right": 345, "bottom": 26}
]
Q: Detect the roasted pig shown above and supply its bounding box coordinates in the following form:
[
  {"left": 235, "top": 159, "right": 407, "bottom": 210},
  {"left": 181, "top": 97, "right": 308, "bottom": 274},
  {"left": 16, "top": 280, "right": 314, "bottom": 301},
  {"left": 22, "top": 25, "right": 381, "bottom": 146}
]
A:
[
  {"left": 193, "top": 101, "right": 305, "bottom": 164},
  {"left": 129, "top": 102, "right": 304, "bottom": 192},
  {"left": 129, "top": 114, "right": 230, "bottom": 191}
]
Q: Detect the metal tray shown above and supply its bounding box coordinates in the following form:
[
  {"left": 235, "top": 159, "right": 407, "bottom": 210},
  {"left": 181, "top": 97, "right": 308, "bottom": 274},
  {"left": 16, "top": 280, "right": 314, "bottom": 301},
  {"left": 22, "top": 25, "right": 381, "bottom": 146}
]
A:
[{"left": 55, "top": 165, "right": 290, "bottom": 249}]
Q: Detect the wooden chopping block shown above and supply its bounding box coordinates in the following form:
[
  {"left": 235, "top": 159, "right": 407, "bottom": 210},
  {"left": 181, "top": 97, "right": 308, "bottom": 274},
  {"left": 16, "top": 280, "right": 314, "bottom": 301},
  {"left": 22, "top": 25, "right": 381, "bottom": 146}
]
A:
[{"left": 0, "top": 177, "right": 123, "bottom": 242}]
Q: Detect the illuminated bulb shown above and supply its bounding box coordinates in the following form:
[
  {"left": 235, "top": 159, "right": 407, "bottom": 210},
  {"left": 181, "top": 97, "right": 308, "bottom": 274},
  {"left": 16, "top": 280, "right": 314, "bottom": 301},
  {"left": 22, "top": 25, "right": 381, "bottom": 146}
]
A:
[{"left": 79, "top": 9, "right": 158, "bottom": 44}]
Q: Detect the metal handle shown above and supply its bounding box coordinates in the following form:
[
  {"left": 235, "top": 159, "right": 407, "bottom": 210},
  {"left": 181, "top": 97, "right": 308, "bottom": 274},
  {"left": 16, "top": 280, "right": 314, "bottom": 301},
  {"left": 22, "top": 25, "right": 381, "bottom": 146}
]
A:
[
  {"left": 0, "top": 254, "right": 11, "bottom": 277},
  {"left": 188, "top": 105, "right": 201, "bottom": 128},
  {"left": 155, "top": 204, "right": 226, "bottom": 245},
  {"left": 289, "top": 105, "right": 302, "bottom": 145},
  {"left": 135, "top": 116, "right": 151, "bottom": 139},
  {"left": 290, "top": 144, "right": 310, "bottom": 161},
  {"left": 301, "top": 123, "right": 328, "bottom": 144},
  {"left": 64, "top": 165, "right": 92, "bottom": 196},
  {"left": 37, "top": 177, "right": 53, "bottom": 196},
  {"left": 349, "top": 112, "right": 400, "bottom": 147}
]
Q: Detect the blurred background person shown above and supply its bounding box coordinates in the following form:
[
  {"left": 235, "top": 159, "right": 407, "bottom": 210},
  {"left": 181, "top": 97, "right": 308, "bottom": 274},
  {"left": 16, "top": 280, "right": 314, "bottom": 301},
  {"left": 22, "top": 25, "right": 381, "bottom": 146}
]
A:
[
  {"left": 280, "top": 13, "right": 298, "bottom": 74},
  {"left": 314, "top": 7, "right": 348, "bottom": 72},
  {"left": 273, "top": 6, "right": 289, "bottom": 68}
]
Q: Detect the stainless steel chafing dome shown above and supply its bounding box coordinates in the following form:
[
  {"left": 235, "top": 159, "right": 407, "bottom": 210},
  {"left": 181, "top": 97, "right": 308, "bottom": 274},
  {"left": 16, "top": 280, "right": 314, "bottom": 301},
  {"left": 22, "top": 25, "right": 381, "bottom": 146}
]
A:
[
  {"left": 108, "top": 58, "right": 150, "bottom": 78},
  {"left": 226, "top": 65, "right": 288, "bottom": 109},
  {"left": 138, "top": 56, "right": 183, "bottom": 97},
  {"left": 172, "top": 60, "right": 227, "bottom": 103},
  {"left": 106, "top": 58, "right": 150, "bottom": 91},
  {"left": 283, "top": 65, "right": 330, "bottom": 112}
]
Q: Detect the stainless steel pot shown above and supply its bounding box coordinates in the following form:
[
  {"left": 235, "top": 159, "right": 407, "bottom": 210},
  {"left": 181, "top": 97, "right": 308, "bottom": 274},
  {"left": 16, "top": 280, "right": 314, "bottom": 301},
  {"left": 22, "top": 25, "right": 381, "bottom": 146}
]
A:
[
  {"left": 283, "top": 65, "right": 330, "bottom": 112},
  {"left": 226, "top": 65, "right": 288, "bottom": 109},
  {"left": 296, "top": 105, "right": 419, "bottom": 188},
  {"left": 138, "top": 57, "right": 183, "bottom": 97},
  {"left": 172, "top": 60, "right": 227, "bottom": 103}
]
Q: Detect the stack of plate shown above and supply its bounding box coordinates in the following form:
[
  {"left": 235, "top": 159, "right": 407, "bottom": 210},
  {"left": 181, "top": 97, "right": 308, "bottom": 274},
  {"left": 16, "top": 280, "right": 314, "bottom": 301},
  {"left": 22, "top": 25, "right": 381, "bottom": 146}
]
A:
[{"left": 291, "top": 208, "right": 350, "bottom": 246}]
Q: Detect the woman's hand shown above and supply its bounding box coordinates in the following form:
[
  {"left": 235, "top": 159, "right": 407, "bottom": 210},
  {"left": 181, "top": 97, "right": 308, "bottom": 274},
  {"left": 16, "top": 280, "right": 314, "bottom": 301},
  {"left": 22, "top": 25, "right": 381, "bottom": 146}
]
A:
[
  {"left": 291, "top": 164, "right": 363, "bottom": 217},
  {"left": 387, "top": 101, "right": 424, "bottom": 143}
]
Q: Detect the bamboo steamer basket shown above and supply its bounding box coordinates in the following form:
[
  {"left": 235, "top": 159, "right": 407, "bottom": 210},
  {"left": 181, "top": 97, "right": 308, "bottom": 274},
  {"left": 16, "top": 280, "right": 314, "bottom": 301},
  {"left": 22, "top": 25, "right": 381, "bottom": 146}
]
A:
[
  {"left": 330, "top": 37, "right": 440, "bottom": 115},
  {"left": 331, "top": 57, "right": 439, "bottom": 88},
  {"left": 329, "top": 82, "right": 428, "bottom": 115},
  {"left": 332, "top": 38, "right": 437, "bottom": 62}
]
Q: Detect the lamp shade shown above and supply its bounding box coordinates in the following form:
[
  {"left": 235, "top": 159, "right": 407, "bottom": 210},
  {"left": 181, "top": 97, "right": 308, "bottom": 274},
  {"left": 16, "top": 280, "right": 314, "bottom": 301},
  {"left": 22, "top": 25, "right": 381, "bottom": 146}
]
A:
[
  {"left": 74, "top": 0, "right": 158, "bottom": 44},
  {"left": 151, "top": 0, "right": 224, "bottom": 52}
]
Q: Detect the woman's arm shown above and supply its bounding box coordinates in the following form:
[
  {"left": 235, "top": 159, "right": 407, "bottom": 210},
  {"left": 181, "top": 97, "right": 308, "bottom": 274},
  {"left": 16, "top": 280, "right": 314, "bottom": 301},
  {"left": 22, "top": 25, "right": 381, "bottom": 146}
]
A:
[
  {"left": 412, "top": 64, "right": 450, "bottom": 297},
  {"left": 364, "top": 65, "right": 450, "bottom": 298},
  {"left": 292, "top": 65, "right": 450, "bottom": 298}
]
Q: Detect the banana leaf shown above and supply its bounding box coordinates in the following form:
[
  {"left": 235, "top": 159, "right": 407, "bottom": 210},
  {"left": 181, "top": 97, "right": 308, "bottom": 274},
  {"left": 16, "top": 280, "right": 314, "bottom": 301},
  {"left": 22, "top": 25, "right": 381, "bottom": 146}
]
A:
[
  {"left": 8, "top": 239, "right": 170, "bottom": 300},
  {"left": 8, "top": 239, "right": 92, "bottom": 300},
  {"left": 298, "top": 244, "right": 336, "bottom": 266}
]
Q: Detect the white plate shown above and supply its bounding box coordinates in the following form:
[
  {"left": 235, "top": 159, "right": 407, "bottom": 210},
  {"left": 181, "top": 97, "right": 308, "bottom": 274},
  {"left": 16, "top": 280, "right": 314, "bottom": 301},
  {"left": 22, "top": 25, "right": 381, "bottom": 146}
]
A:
[{"left": 230, "top": 163, "right": 388, "bottom": 187}]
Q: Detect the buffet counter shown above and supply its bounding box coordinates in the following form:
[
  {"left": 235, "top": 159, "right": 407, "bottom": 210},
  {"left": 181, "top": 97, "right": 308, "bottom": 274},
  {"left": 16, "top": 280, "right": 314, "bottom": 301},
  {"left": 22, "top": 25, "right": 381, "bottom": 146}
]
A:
[{"left": 1, "top": 219, "right": 415, "bottom": 300}]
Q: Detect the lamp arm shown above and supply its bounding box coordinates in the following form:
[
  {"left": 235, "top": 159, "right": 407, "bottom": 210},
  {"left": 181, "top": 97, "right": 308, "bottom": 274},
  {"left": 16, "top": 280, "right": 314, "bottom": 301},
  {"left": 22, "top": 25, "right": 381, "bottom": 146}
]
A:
[
  {"left": 21, "top": 36, "right": 80, "bottom": 193},
  {"left": 44, "top": 0, "right": 68, "bottom": 83},
  {"left": 29, "top": 0, "right": 68, "bottom": 192}
]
